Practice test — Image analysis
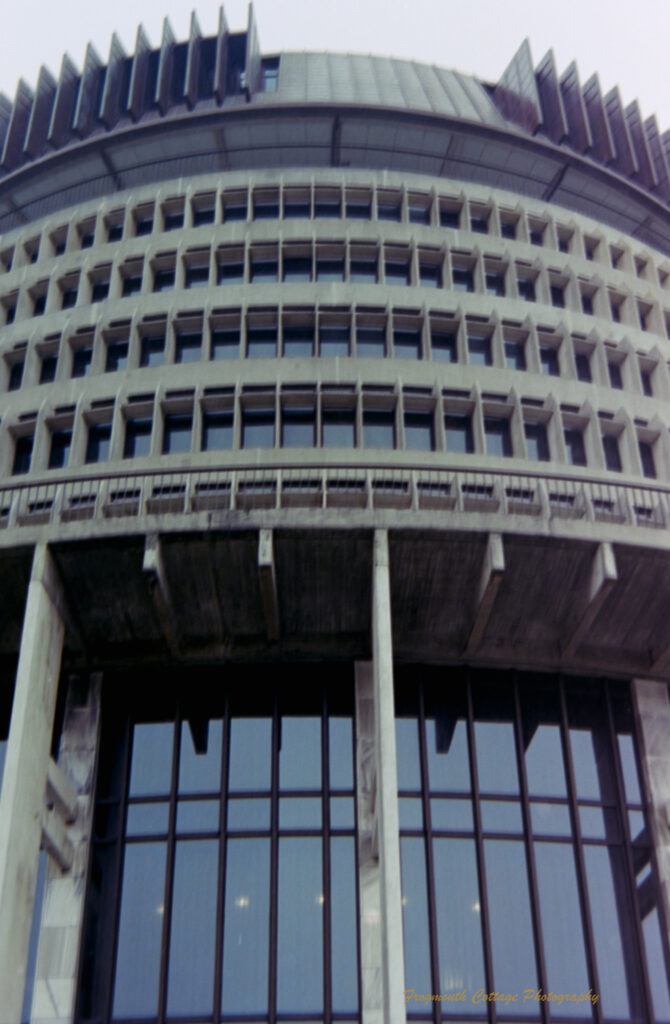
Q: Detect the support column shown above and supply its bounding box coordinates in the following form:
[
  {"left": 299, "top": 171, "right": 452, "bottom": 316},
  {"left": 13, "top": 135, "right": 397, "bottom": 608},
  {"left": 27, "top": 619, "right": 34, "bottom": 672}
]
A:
[
  {"left": 0, "top": 545, "right": 66, "bottom": 1024},
  {"left": 631, "top": 679, "right": 670, "bottom": 935},
  {"left": 31, "top": 674, "right": 101, "bottom": 1024},
  {"left": 371, "top": 529, "right": 406, "bottom": 1024}
]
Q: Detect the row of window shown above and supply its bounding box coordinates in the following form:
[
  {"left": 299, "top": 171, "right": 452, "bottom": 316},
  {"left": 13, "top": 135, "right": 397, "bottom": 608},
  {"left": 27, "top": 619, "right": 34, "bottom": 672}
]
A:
[
  {"left": 7, "top": 383, "right": 661, "bottom": 480},
  {"left": 3, "top": 180, "right": 668, "bottom": 291},
  {"left": 3, "top": 307, "right": 665, "bottom": 400},
  {"left": 3, "top": 237, "right": 667, "bottom": 340}
]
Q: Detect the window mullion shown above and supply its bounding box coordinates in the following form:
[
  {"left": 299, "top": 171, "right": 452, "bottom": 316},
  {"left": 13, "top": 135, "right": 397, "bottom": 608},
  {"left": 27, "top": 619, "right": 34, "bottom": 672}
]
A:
[
  {"left": 156, "top": 717, "right": 180, "bottom": 1024},
  {"left": 213, "top": 695, "right": 230, "bottom": 1024},
  {"left": 417, "top": 681, "right": 443, "bottom": 1024},
  {"left": 322, "top": 689, "right": 333, "bottom": 1024},
  {"left": 268, "top": 696, "right": 280, "bottom": 1024}
]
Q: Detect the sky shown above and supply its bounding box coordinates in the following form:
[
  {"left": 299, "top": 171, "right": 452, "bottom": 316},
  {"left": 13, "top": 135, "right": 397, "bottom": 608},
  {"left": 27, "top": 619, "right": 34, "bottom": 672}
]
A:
[{"left": 1, "top": 0, "right": 669, "bottom": 130}]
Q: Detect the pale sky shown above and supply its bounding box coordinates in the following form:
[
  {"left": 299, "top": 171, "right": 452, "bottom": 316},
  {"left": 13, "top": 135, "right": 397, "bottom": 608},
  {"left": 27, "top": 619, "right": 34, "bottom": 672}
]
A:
[{"left": 1, "top": 0, "right": 669, "bottom": 131}]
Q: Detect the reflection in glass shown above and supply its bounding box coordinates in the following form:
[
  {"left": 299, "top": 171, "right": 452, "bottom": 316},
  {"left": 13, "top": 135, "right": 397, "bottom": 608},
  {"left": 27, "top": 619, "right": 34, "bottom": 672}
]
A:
[
  {"left": 398, "top": 797, "right": 423, "bottom": 830},
  {"left": 618, "top": 734, "right": 642, "bottom": 804},
  {"left": 126, "top": 802, "right": 169, "bottom": 837},
  {"left": 395, "top": 718, "right": 421, "bottom": 789},
  {"left": 280, "top": 717, "right": 322, "bottom": 790},
  {"left": 329, "top": 717, "right": 354, "bottom": 788},
  {"left": 178, "top": 718, "right": 222, "bottom": 793},
  {"left": 430, "top": 798, "right": 473, "bottom": 832},
  {"left": 579, "top": 804, "right": 619, "bottom": 841},
  {"left": 227, "top": 797, "right": 271, "bottom": 830},
  {"left": 475, "top": 721, "right": 519, "bottom": 795},
  {"left": 279, "top": 797, "right": 322, "bottom": 829},
  {"left": 228, "top": 718, "right": 271, "bottom": 791},
  {"left": 480, "top": 800, "right": 523, "bottom": 834},
  {"left": 112, "top": 842, "right": 167, "bottom": 1018},
  {"left": 400, "top": 837, "right": 432, "bottom": 995},
  {"left": 425, "top": 717, "right": 470, "bottom": 792},
  {"left": 277, "top": 837, "right": 323, "bottom": 1013},
  {"left": 530, "top": 802, "right": 571, "bottom": 836},
  {"left": 433, "top": 838, "right": 485, "bottom": 1005},
  {"left": 330, "top": 796, "right": 355, "bottom": 828},
  {"left": 484, "top": 839, "right": 538, "bottom": 1012},
  {"left": 129, "top": 723, "right": 173, "bottom": 796},
  {"left": 524, "top": 724, "right": 566, "bottom": 797},
  {"left": 331, "top": 837, "right": 359, "bottom": 1012},
  {"left": 221, "top": 839, "right": 270, "bottom": 1014},
  {"left": 175, "top": 799, "right": 219, "bottom": 834},
  {"left": 167, "top": 840, "right": 218, "bottom": 1016}
]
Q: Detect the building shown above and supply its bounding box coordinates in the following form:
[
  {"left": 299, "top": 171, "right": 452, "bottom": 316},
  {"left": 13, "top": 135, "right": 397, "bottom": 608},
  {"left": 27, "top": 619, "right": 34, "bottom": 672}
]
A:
[{"left": 1, "top": 5, "right": 670, "bottom": 1023}]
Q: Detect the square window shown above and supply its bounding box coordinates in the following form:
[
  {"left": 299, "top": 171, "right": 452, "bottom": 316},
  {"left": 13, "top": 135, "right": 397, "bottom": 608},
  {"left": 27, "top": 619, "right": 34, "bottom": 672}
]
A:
[
  {"left": 48, "top": 429, "right": 72, "bottom": 469},
  {"left": 247, "top": 327, "right": 277, "bottom": 359},
  {"left": 404, "top": 411, "right": 434, "bottom": 451},
  {"left": 385, "top": 260, "right": 410, "bottom": 286},
  {"left": 322, "top": 409, "right": 355, "bottom": 447},
  {"left": 393, "top": 330, "right": 421, "bottom": 359},
  {"left": 153, "top": 268, "right": 175, "bottom": 292},
  {"left": 357, "top": 326, "right": 385, "bottom": 358},
  {"left": 92, "top": 279, "right": 110, "bottom": 303},
  {"left": 33, "top": 294, "right": 46, "bottom": 316},
  {"left": 284, "top": 200, "right": 310, "bottom": 219},
  {"left": 175, "top": 333, "right": 202, "bottom": 363},
  {"left": 486, "top": 273, "right": 505, "bottom": 297},
  {"left": 124, "top": 418, "right": 152, "bottom": 459},
  {"left": 8, "top": 361, "right": 23, "bottom": 391},
  {"left": 484, "top": 417, "right": 512, "bottom": 457},
  {"left": 431, "top": 331, "right": 457, "bottom": 362},
  {"left": 530, "top": 228, "right": 544, "bottom": 246},
  {"left": 217, "top": 260, "right": 244, "bottom": 285},
  {"left": 350, "top": 259, "right": 377, "bottom": 284},
  {"left": 135, "top": 217, "right": 154, "bottom": 237},
  {"left": 281, "top": 407, "right": 316, "bottom": 447},
  {"left": 444, "top": 413, "right": 473, "bottom": 453},
  {"left": 575, "top": 352, "right": 592, "bottom": 382},
  {"left": 378, "top": 201, "right": 401, "bottom": 222},
  {"left": 470, "top": 215, "right": 489, "bottom": 234},
  {"left": 639, "top": 440, "right": 656, "bottom": 478},
  {"left": 253, "top": 200, "right": 280, "bottom": 220},
  {"left": 314, "top": 200, "right": 341, "bottom": 218},
  {"left": 500, "top": 221, "right": 517, "bottom": 239},
  {"left": 319, "top": 325, "right": 349, "bottom": 357},
  {"left": 185, "top": 265, "right": 209, "bottom": 288},
  {"left": 504, "top": 340, "right": 526, "bottom": 371},
  {"left": 72, "top": 346, "right": 93, "bottom": 378},
  {"left": 283, "top": 257, "right": 312, "bottom": 283},
  {"left": 524, "top": 421, "right": 549, "bottom": 461},
  {"left": 409, "top": 204, "right": 430, "bottom": 225},
  {"left": 419, "top": 264, "right": 441, "bottom": 288},
  {"left": 163, "top": 414, "right": 192, "bottom": 454},
  {"left": 468, "top": 335, "right": 492, "bottom": 366},
  {"left": 250, "top": 259, "right": 278, "bottom": 284},
  {"left": 140, "top": 336, "right": 165, "bottom": 368},
  {"left": 539, "top": 346, "right": 559, "bottom": 376},
  {"left": 558, "top": 237, "right": 570, "bottom": 253},
  {"left": 550, "top": 285, "right": 565, "bottom": 308},
  {"left": 346, "top": 201, "right": 371, "bottom": 220},
  {"left": 164, "top": 210, "right": 184, "bottom": 231},
  {"left": 107, "top": 223, "right": 123, "bottom": 242},
  {"left": 40, "top": 353, "right": 58, "bottom": 383},
  {"left": 61, "top": 287, "right": 78, "bottom": 309},
  {"left": 564, "top": 428, "right": 586, "bottom": 466},
  {"left": 608, "top": 360, "right": 623, "bottom": 389},
  {"left": 602, "top": 434, "right": 622, "bottom": 471},
  {"left": 517, "top": 278, "right": 536, "bottom": 302},
  {"left": 122, "top": 274, "right": 142, "bottom": 297},
  {"left": 440, "top": 209, "right": 460, "bottom": 229},
  {"left": 80, "top": 232, "right": 94, "bottom": 249},
  {"left": 106, "top": 340, "right": 128, "bottom": 372},
  {"left": 85, "top": 423, "right": 111, "bottom": 463},
  {"left": 452, "top": 268, "right": 473, "bottom": 292},
  {"left": 363, "top": 410, "right": 395, "bottom": 449},
  {"left": 223, "top": 203, "right": 247, "bottom": 223},
  {"left": 192, "top": 207, "right": 215, "bottom": 227},
  {"left": 242, "top": 410, "right": 275, "bottom": 448},
  {"left": 12, "top": 435, "right": 33, "bottom": 474},
  {"left": 202, "top": 412, "right": 233, "bottom": 450},
  {"left": 211, "top": 329, "right": 240, "bottom": 360},
  {"left": 316, "top": 259, "right": 344, "bottom": 282},
  {"left": 283, "top": 325, "right": 314, "bottom": 357}
]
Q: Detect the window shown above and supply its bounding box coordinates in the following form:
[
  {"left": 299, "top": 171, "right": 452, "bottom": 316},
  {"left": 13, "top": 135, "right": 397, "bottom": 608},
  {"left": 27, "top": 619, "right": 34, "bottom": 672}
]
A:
[
  {"left": 440, "top": 207, "right": 460, "bottom": 229},
  {"left": 322, "top": 408, "right": 355, "bottom": 447},
  {"left": 431, "top": 331, "right": 457, "bottom": 363},
  {"left": 314, "top": 196, "right": 341, "bottom": 219},
  {"left": 470, "top": 214, "right": 489, "bottom": 234},
  {"left": 581, "top": 292, "right": 594, "bottom": 315},
  {"left": 517, "top": 277, "right": 536, "bottom": 302},
  {"left": 163, "top": 208, "right": 184, "bottom": 231},
  {"left": 192, "top": 204, "right": 215, "bottom": 227},
  {"left": 484, "top": 417, "right": 512, "bottom": 457},
  {"left": 106, "top": 340, "right": 129, "bottom": 372},
  {"left": 247, "top": 327, "right": 277, "bottom": 359},
  {"left": 385, "top": 259, "right": 410, "bottom": 286},
  {"left": 608, "top": 360, "right": 623, "bottom": 389},
  {"left": 404, "top": 411, "right": 434, "bottom": 451},
  {"left": 122, "top": 272, "right": 142, "bottom": 297},
  {"left": 393, "top": 330, "right": 421, "bottom": 360},
  {"left": 163, "top": 414, "right": 192, "bottom": 454},
  {"left": 8, "top": 361, "right": 23, "bottom": 391},
  {"left": 504, "top": 340, "right": 526, "bottom": 371},
  {"left": 217, "top": 256, "right": 244, "bottom": 285},
  {"left": 357, "top": 326, "right": 385, "bottom": 358},
  {"left": 500, "top": 218, "right": 517, "bottom": 239},
  {"left": 253, "top": 197, "right": 280, "bottom": 220},
  {"left": 260, "top": 56, "right": 280, "bottom": 91},
  {"left": 12, "top": 435, "right": 33, "bottom": 474},
  {"left": 91, "top": 278, "right": 110, "bottom": 303},
  {"left": 529, "top": 225, "right": 545, "bottom": 246},
  {"left": 140, "top": 336, "right": 165, "bottom": 368},
  {"left": 135, "top": 214, "right": 154, "bottom": 237},
  {"left": 61, "top": 285, "right": 78, "bottom": 309},
  {"left": 124, "top": 419, "right": 153, "bottom": 459},
  {"left": 550, "top": 284, "right": 565, "bottom": 308},
  {"left": 346, "top": 200, "right": 371, "bottom": 220},
  {"left": 85, "top": 423, "right": 111, "bottom": 463},
  {"left": 202, "top": 411, "right": 233, "bottom": 450},
  {"left": 610, "top": 296, "right": 622, "bottom": 323},
  {"left": 640, "top": 368, "right": 653, "bottom": 397},
  {"left": 378, "top": 201, "right": 401, "bottom": 222},
  {"left": 48, "top": 430, "right": 72, "bottom": 469},
  {"left": 153, "top": 267, "right": 175, "bottom": 292},
  {"left": 316, "top": 259, "right": 344, "bottom": 283},
  {"left": 350, "top": 258, "right": 377, "bottom": 284},
  {"left": 409, "top": 203, "right": 430, "bottom": 225},
  {"left": 468, "top": 335, "right": 492, "bottom": 366},
  {"left": 486, "top": 273, "right": 505, "bottom": 297},
  {"left": 575, "top": 352, "right": 592, "bottom": 383},
  {"left": 639, "top": 440, "right": 656, "bottom": 478},
  {"left": 602, "top": 433, "right": 622, "bottom": 472},
  {"left": 524, "top": 421, "right": 549, "bottom": 461},
  {"left": 452, "top": 267, "right": 474, "bottom": 292},
  {"left": 564, "top": 427, "right": 587, "bottom": 466},
  {"left": 107, "top": 221, "right": 123, "bottom": 243},
  {"left": 33, "top": 293, "right": 46, "bottom": 316},
  {"left": 539, "top": 346, "right": 559, "bottom": 376},
  {"left": 79, "top": 229, "right": 94, "bottom": 249},
  {"left": 419, "top": 263, "right": 441, "bottom": 288},
  {"left": 444, "top": 413, "right": 473, "bottom": 453},
  {"left": 283, "top": 326, "right": 314, "bottom": 357},
  {"left": 283, "top": 257, "right": 312, "bottom": 283},
  {"left": 211, "top": 329, "right": 240, "bottom": 360},
  {"left": 363, "top": 410, "right": 395, "bottom": 449},
  {"left": 283, "top": 197, "right": 310, "bottom": 219},
  {"left": 222, "top": 200, "right": 247, "bottom": 223},
  {"left": 175, "top": 333, "right": 202, "bottom": 364},
  {"left": 185, "top": 264, "right": 209, "bottom": 288},
  {"left": 281, "top": 407, "right": 316, "bottom": 447},
  {"left": 72, "top": 346, "right": 93, "bottom": 378},
  {"left": 319, "top": 325, "right": 349, "bottom": 357},
  {"left": 250, "top": 257, "right": 278, "bottom": 284},
  {"left": 40, "top": 352, "right": 58, "bottom": 384},
  {"left": 242, "top": 409, "right": 275, "bottom": 448}
]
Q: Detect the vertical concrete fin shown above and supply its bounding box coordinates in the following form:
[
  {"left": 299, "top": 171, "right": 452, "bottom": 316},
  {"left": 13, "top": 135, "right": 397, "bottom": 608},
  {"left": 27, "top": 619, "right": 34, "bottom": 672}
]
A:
[
  {"left": 563, "top": 541, "right": 617, "bottom": 658},
  {"left": 23, "top": 65, "right": 57, "bottom": 159},
  {"left": 582, "top": 73, "right": 616, "bottom": 164},
  {"left": 1, "top": 80, "right": 34, "bottom": 172},
  {"left": 47, "top": 53, "right": 79, "bottom": 147},
  {"left": 559, "top": 61, "right": 592, "bottom": 154},
  {"left": 214, "top": 6, "right": 230, "bottom": 103},
  {"left": 625, "top": 100, "right": 657, "bottom": 190},
  {"left": 155, "top": 17, "right": 176, "bottom": 114},
  {"left": 535, "top": 50, "right": 568, "bottom": 144},
  {"left": 73, "top": 42, "right": 103, "bottom": 138},
  {"left": 245, "top": 2, "right": 262, "bottom": 97},
  {"left": 644, "top": 115, "right": 670, "bottom": 202},
  {"left": 465, "top": 532, "right": 505, "bottom": 655},
  {"left": 127, "top": 24, "right": 152, "bottom": 123},
  {"left": 185, "top": 11, "right": 203, "bottom": 109},
  {"left": 99, "top": 32, "right": 127, "bottom": 129},
  {"left": 493, "top": 38, "right": 542, "bottom": 134},
  {"left": 142, "top": 533, "right": 180, "bottom": 656},
  {"left": 604, "top": 85, "right": 639, "bottom": 177},
  {"left": 258, "top": 528, "right": 279, "bottom": 641}
]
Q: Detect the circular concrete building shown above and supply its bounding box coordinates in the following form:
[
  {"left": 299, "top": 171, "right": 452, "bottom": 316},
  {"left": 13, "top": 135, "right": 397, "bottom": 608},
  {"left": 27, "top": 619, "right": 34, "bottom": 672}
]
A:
[{"left": 1, "top": 8, "right": 670, "bottom": 1024}]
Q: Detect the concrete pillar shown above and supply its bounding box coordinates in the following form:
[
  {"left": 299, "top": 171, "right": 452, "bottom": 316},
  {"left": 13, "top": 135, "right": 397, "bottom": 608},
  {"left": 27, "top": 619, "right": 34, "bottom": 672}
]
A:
[
  {"left": 0, "top": 545, "right": 66, "bottom": 1024},
  {"left": 371, "top": 529, "right": 406, "bottom": 1024},
  {"left": 631, "top": 679, "right": 670, "bottom": 934},
  {"left": 31, "top": 674, "right": 101, "bottom": 1024}
]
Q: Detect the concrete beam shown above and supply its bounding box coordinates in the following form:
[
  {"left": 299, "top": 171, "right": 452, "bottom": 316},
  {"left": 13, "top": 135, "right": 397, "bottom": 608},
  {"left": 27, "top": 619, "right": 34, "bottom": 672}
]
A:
[
  {"left": 563, "top": 542, "right": 617, "bottom": 659},
  {"left": 372, "top": 530, "right": 406, "bottom": 1024},
  {"left": 41, "top": 806, "right": 73, "bottom": 873},
  {"left": 143, "top": 533, "right": 179, "bottom": 657},
  {"left": 46, "top": 757, "right": 78, "bottom": 823},
  {"left": 258, "top": 528, "right": 280, "bottom": 641},
  {"left": 0, "top": 544, "right": 66, "bottom": 1024},
  {"left": 465, "top": 533, "right": 505, "bottom": 656}
]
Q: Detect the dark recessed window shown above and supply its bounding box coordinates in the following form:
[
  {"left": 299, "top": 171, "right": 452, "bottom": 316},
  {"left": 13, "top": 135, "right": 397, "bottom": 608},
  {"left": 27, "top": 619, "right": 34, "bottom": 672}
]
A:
[
  {"left": 202, "top": 411, "right": 233, "bottom": 450},
  {"left": 92, "top": 279, "right": 110, "bottom": 303},
  {"left": 211, "top": 329, "right": 240, "bottom": 360},
  {"left": 175, "top": 333, "right": 202, "bottom": 364},
  {"left": 222, "top": 203, "right": 247, "bottom": 223},
  {"left": 639, "top": 440, "right": 656, "bottom": 478},
  {"left": 122, "top": 274, "right": 142, "bottom": 297},
  {"left": 470, "top": 215, "right": 488, "bottom": 234},
  {"left": 185, "top": 265, "right": 209, "bottom": 288},
  {"left": 575, "top": 352, "right": 592, "bottom": 382},
  {"left": 550, "top": 284, "right": 565, "bottom": 308},
  {"left": 106, "top": 341, "right": 129, "bottom": 372},
  {"left": 363, "top": 410, "right": 395, "bottom": 449},
  {"left": 524, "top": 421, "right": 550, "bottom": 461},
  {"left": 85, "top": 423, "right": 111, "bottom": 463},
  {"left": 564, "top": 428, "right": 587, "bottom": 466},
  {"left": 80, "top": 232, "right": 94, "bottom": 249},
  {"left": 393, "top": 330, "right": 421, "bottom": 360},
  {"left": 581, "top": 293, "right": 594, "bottom": 315},
  {"left": 72, "top": 346, "right": 93, "bottom": 378},
  {"left": 346, "top": 201, "right": 371, "bottom": 220},
  {"left": 192, "top": 206, "right": 215, "bottom": 227},
  {"left": 530, "top": 228, "right": 544, "bottom": 246},
  {"left": 444, "top": 413, "right": 474, "bottom": 453},
  {"left": 356, "top": 326, "right": 385, "bottom": 358},
  {"left": 539, "top": 346, "right": 559, "bottom": 376},
  {"left": 517, "top": 278, "right": 536, "bottom": 302},
  {"left": 610, "top": 299, "right": 622, "bottom": 323},
  {"left": 135, "top": 216, "right": 153, "bottom": 237},
  {"left": 217, "top": 260, "right": 244, "bottom": 285},
  {"left": 284, "top": 199, "right": 310, "bottom": 219},
  {"left": 253, "top": 200, "right": 280, "bottom": 220},
  {"left": 314, "top": 199, "right": 341, "bottom": 219},
  {"left": 40, "top": 353, "right": 58, "bottom": 384},
  {"left": 61, "top": 287, "right": 78, "bottom": 309},
  {"left": 500, "top": 220, "right": 517, "bottom": 239},
  {"left": 124, "top": 418, "right": 153, "bottom": 459},
  {"left": 419, "top": 264, "right": 441, "bottom": 288},
  {"left": 153, "top": 268, "right": 175, "bottom": 292},
  {"left": 281, "top": 407, "right": 316, "bottom": 447},
  {"left": 602, "top": 434, "right": 622, "bottom": 472},
  {"left": 404, "top": 411, "right": 434, "bottom": 451},
  {"left": 247, "top": 327, "right": 277, "bottom": 359},
  {"left": 504, "top": 340, "right": 526, "bottom": 371},
  {"left": 608, "top": 360, "right": 623, "bottom": 390},
  {"left": 164, "top": 210, "right": 184, "bottom": 231},
  {"left": 283, "top": 258, "right": 312, "bottom": 283},
  {"left": 107, "top": 223, "right": 123, "bottom": 242},
  {"left": 350, "top": 259, "right": 377, "bottom": 284},
  {"left": 242, "top": 409, "right": 275, "bottom": 448},
  {"left": 140, "top": 336, "right": 165, "bottom": 368},
  {"left": 250, "top": 259, "right": 278, "bottom": 284},
  {"left": 12, "top": 435, "right": 33, "bottom": 475},
  {"left": 6, "top": 304, "right": 16, "bottom": 324},
  {"left": 486, "top": 273, "right": 505, "bottom": 297},
  {"left": 322, "top": 409, "right": 355, "bottom": 447},
  {"left": 431, "top": 332, "right": 457, "bottom": 363},
  {"left": 452, "top": 268, "right": 474, "bottom": 292},
  {"left": 484, "top": 417, "right": 512, "bottom": 457},
  {"left": 385, "top": 260, "right": 410, "bottom": 286},
  {"left": 640, "top": 369, "right": 653, "bottom": 397},
  {"left": 163, "top": 415, "right": 192, "bottom": 455},
  {"left": 8, "top": 361, "right": 24, "bottom": 391},
  {"left": 48, "top": 430, "right": 72, "bottom": 469},
  {"left": 283, "top": 326, "right": 314, "bottom": 358},
  {"left": 409, "top": 204, "right": 430, "bottom": 225},
  {"left": 319, "top": 325, "right": 350, "bottom": 357},
  {"left": 378, "top": 202, "right": 401, "bottom": 222},
  {"left": 468, "top": 335, "right": 492, "bottom": 366},
  {"left": 316, "top": 259, "right": 344, "bottom": 282},
  {"left": 33, "top": 294, "right": 46, "bottom": 316},
  {"left": 440, "top": 209, "right": 460, "bottom": 229},
  {"left": 558, "top": 236, "right": 570, "bottom": 253}
]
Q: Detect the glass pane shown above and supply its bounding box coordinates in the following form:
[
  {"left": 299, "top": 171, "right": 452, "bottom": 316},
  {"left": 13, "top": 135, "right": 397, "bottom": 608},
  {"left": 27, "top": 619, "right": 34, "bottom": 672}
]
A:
[
  {"left": 280, "top": 717, "right": 321, "bottom": 789},
  {"left": 126, "top": 801, "right": 169, "bottom": 837},
  {"left": 227, "top": 797, "right": 271, "bottom": 830},
  {"left": 425, "top": 717, "right": 470, "bottom": 792},
  {"left": 175, "top": 799, "right": 219, "bottom": 834},
  {"left": 430, "top": 798, "right": 473, "bottom": 832},
  {"left": 524, "top": 724, "right": 567, "bottom": 798},
  {"left": 129, "top": 723, "right": 173, "bottom": 797},
  {"left": 167, "top": 840, "right": 218, "bottom": 1016},
  {"left": 642, "top": 908, "right": 670, "bottom": 1021},
  {"left": 228, "top": 718, "right": 271, "bottom": 791},
  {"left": 484, "top": 839, "right": 538, "bottom": 1011},
  {"left": 279, "top": 797, "right": 322, "bottom": 829},
  {"left": 433, "top": 838, "right": 485, "bottom": 1003},
  {"left": 112, "top": 842, "right": 167, "bottom": 1018},
  {"left": 330, "top": 796, "right": 355, "bottom": 828},
  {"left": 178, "top": 718, "right": 222, "bottom": 793},
  {"left": 480, "top": 800, "right": 523, "bottom": 834},
  {"left": 221, "top": 838, "right": 270, "bottom": 1014},
  {"left": 475, "top": 721, "right": 519, "bottom": 795},
  {"left": 530, "top": 802, "right": 571, "bottom": 836},
  {"left": 579, "top": 804, "right": 619, "bottom": 841},
  {"left": 398, "top": 797, "right": 423, "bottom": 830},
  {"left": 330, "top": 837, "right": 359, "bottom": 1013},
  {"left": 569, "top": 728, "right": 616, "bottom": 802},
  {"left": 583, "top": 845, "right": 641, "bottom": 1020},
  {"left": 400, "top": 837, "right": 432, "bottom": 995},
  {"left": 395, "top": 718, "right": 422, "bottom": 790},
  {"left": 534, "top": 842, "right": 590, "bottom": 1013},
  {"left": 277, "top": 837, "right": 323, "bottom": 1013},
  {"left": 618, "top": 733, "right": 642, "bottom": 805},
  {"left": 329, "top": 717, "right": 354, "bottom": 789}
]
